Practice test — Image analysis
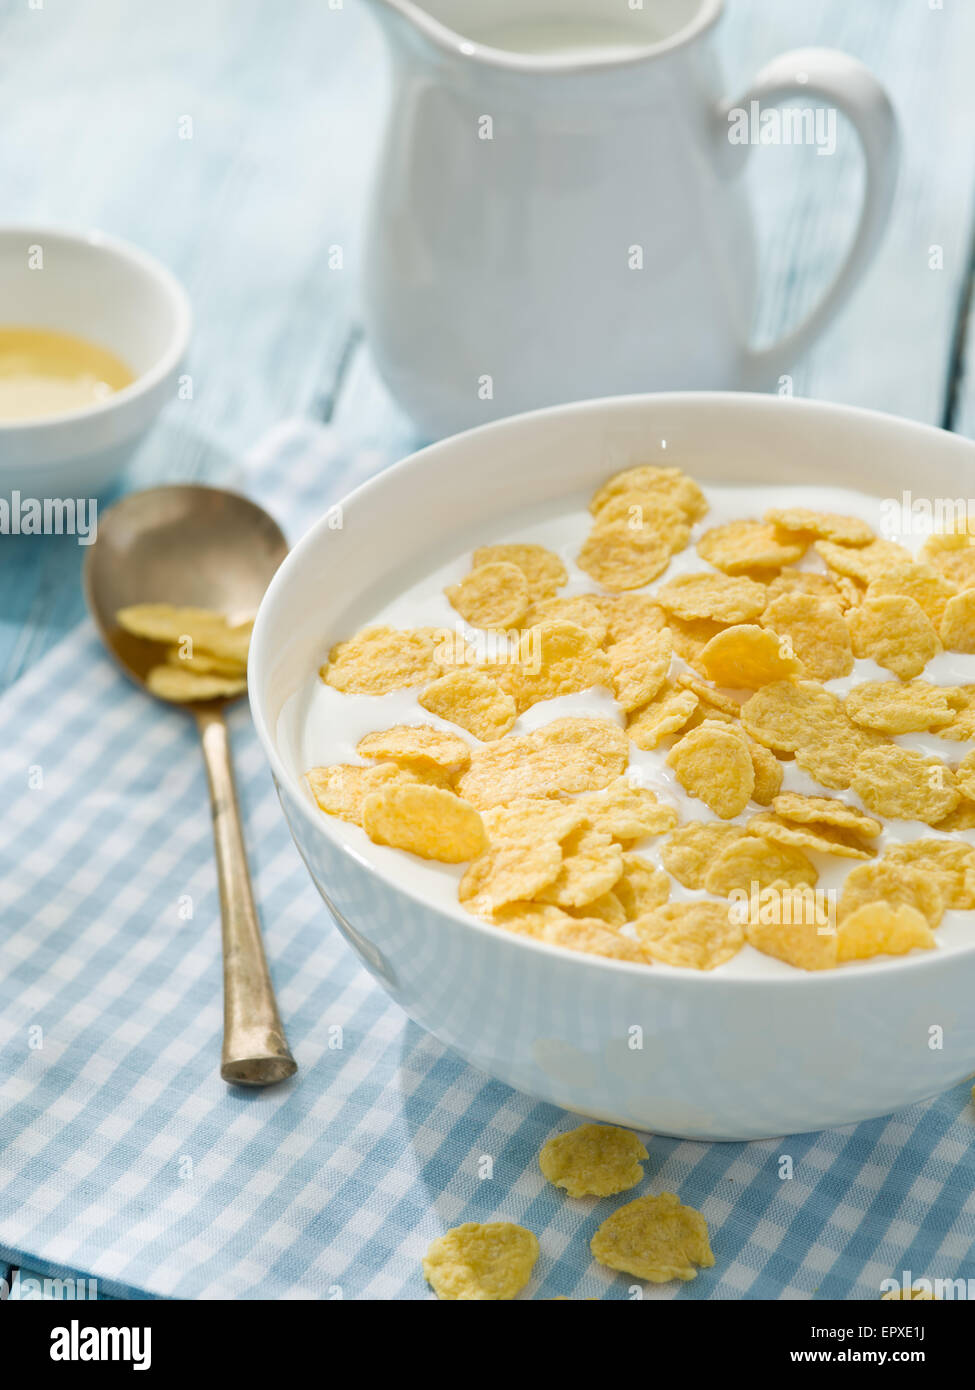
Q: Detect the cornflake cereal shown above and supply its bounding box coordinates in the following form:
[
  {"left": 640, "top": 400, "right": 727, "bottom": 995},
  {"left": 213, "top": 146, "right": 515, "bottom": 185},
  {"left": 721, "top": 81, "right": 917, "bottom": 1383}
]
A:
[
  {"left": 668, "top": 721, "right": 755, "bottom": 818},
  {"left": 445, "top": 560, "right": 530, "bottom": 629},
  {"left": 306, "top": 462, "right": 975, "bottom": 977},
  {"left": 362, "top": 783, "right": 487, "bottom": 862},
  {"left": 657, "top": 572, "right": 767, "bottom": 624},
  {"left": 606, "top": 627, "right": 673, "bottom": 712},
  {"left": 423, "top": 1222, "right": 539, "bottom": 1300},
  {"left": 635, "top": 901, "right": 744, "bottom": 970},
  {"left": 472, "top": 543, "right": 567, "bottom": 600},
  {"left": 118, "top": 603, "right": 251, "bottom": 700},
  {"left": 701, "top": 624, "right": 804, "bottom": 688},
  {"left": 418, "top": 668, "right": 518, "bottom": 741},
  {"left": 837, "top": 903, "right": 936, "bottom": 961},
  {"left": 539, "top": 1123, "right": 649, "bottom": 1198},
  {"left": 703, "top": 834, "right": 816, "bottom": 896},
  {"left": 845, "top": 681, "right": 959, "bottom": 735},
  {"left": 846, "top": 595, "right": 941, "bottom": 680},
  {"left": 590, "top": 1193, "right": 715, "bottom": 1283},
  {"left": 356, "top": 724, "right": 471, "bottom": 776},
  {"left": 761, "top": 592, "right": 853, "bottom": 681}
]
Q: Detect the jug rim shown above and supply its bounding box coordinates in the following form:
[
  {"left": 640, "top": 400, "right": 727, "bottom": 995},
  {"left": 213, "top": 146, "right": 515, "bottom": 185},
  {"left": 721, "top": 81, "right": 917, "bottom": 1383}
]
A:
[{"left": 371, "top": 0, "right": 724, "bottom": 74}]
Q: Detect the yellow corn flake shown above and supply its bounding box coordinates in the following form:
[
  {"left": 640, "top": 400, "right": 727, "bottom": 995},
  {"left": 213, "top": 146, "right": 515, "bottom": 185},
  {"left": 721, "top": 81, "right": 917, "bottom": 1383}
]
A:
[
  {"left": 921, "top": 531, "right": 975, "bottom": 587},
  {"left": 697, "top": 520, "right": 806, "bottom": 574},
  {"left": 459, "top": 838, "right": 563, "bottom": 912},
  {"left": 356, "top": 724, "right": 471, "bottom": 776},
  {"left": 607, "top": 627, "right": 673, "bottom": 712},
  {"left": 770, "top": 792, "right": 881, "bottom": 837},
  {"left": 661, "top": 822, "right": 748, "bottom": 889},
  {"left": 748, "top": 740, "right": 784, "bottom": 805},
  {"left": 746, "top": 910, "right": 839, "bottom": 972},
  {"left": 593, "top": 490, "right": 691, "bottom": 554},
  {"left": 614, "top": 853, "right": 670, "bottom": 918},
  {"left": 457, "top": 716, "right": 628, "bottom": 809},
  {"left": 323, "top": 625, "right": 441, "bottom": 694},
  {"left": 536, "top": 825, "right": 624, "bottom": 908},
  {"left": 526, "top": 595, "right": 608, "bottom": 645},
  {"left": 866, "top": 561, "right": 957, "bottom": 627},
  {"left": 763, "top": 507, "right": 874, "bottom": 546},
  {"left": 850, "top": 746, "right": 959, "bottom": 824},
  {"left": 483, "top": 901, "right": 569, "bottom": 934},
  {"left": 741, "top": 679, "right": 855, "bottom": 753},
  {"left": 700, "top": 624, "right": 804, "bottom": 689},
  {"left": 847, "top": 594, "right": 941, "bottom": 680},
  {"left": 793, "top": 722, "right": 884, "bottom": 793},
  {"left": 956, "top": 748, "right": 975, "bottom": 804},
  {"left": 745, "top": 813, "right": 874, "bottom": 861},
  {"left": 117, "top": 603, "right": 253, "bottom": 664},
  {"left": 445, "top": 561, "right": 530, "bottom": 629},
  {"left": 577, "top": 520, "right": 672, "bottom": 591},
  {"left": 667, "top": 721, "right": 755, "bottom": 818},
  {"left": 423, "top": 1222, "right": 539, "bottom": 1301},
  {"left": 362, "top": 783, "right": 487, "bottom": 862},
  {"left": 573, "top": 776, "right": 679, "bottom": 842},
  {"left": 163, "top": 645, "right": 246, "bottom": 678},
  {"left": 569, "top": 890, "right": 628, "bottom": 928},
  {"left": 765, "top": 569, "right": 850, "bottom": 607},
  {"left": 590, "top": 1192, "right": 714, "bottom": 1283},
  {"left": 534, "top": 914, "right": 648, "bottom": 963},
  {"left": 932, "top": 800, "right": 975, "bottom": 831},
  {"left": 845, "top": 680, "right": 959, "bottom": 735},
  {"left": 418, "top": 668, "right": 518, "bottom": 742},
  {"left": 703, "top": 834, "right": 817, "bottom": 896},
  {"left": 306, "top": 761, "right": 424, "bottom": 826},
  {"left": 635, "top": 900, "right": 744, "bottom": 970},
  {"left": 500, "top": 619, "right": 610, "bottom": 712},
  {"left": 590, "top": 464, "right": 708, "bottom": 524},
  {"left": 472, "top": 543, "right": 567, "bottom": 601},
  {"left": 674, "top": 672, "right": 741, "bottom": 716},
  {"left": 883, "top": 839, "right": 975, "bottom": 910},
  {"left": 836, "top": 902, "right": 936, "bottom": 962},
  {"left": 626, "top": 685, "right": 699, "bottom": 749},
  {"left": 940, "top": 590, "right": 975, "bottom": 653},
  {"left": 816, "top": 537, "right": 912, "bottom": 585},
  {"left": 145, "top": 665, "right": 247, "bottom": 702},
  {"left": 482, "top": 797, "right": 587, "bottom": 845},
  {"left": 539, "top": 1123, "right": 649, "bottom": 1198},
  {"left": 838, "top": 859, "right": 944, "bottom": 929},
  {"left": 588, "top": 592, "right": 668, "bottom": 645},
  {"left": 657, "top": 572, "right": 767, "bottom": 624},
  {"left": 936, "top": 686, "right": 975, "bottom": 742},
  {"left": 761, "top": 593, "right": 853, "bottom": 681}
]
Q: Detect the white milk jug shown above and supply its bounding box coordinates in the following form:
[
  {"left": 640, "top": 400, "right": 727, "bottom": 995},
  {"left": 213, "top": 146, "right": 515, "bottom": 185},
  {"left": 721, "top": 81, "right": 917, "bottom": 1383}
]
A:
[{"left": 361, "top": 0, "right": 899, "bottom": 438}]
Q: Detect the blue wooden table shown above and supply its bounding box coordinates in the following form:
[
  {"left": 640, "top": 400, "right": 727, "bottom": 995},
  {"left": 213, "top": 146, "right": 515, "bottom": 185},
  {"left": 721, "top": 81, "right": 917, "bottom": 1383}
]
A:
[{"left": 0, "top": 0, "right": 974, "bottom": 1298}]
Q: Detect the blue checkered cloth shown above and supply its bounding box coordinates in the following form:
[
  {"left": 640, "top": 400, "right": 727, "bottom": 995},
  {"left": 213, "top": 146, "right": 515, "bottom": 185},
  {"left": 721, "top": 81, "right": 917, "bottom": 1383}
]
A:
[{"left": 1, "top": 421, "right": 974, "bottom": 1300}]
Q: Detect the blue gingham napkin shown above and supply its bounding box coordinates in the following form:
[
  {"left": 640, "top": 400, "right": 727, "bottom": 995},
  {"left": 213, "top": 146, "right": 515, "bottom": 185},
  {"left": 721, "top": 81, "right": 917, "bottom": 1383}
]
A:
[{"left": 1, "top": 420, "right": 974, "bottom": 1300}]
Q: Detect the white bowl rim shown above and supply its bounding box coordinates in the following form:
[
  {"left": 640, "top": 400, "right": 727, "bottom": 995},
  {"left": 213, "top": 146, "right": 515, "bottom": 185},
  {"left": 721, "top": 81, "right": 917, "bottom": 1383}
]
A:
[
  {"left": 0, "top": 222, "right": 192, "bottom": 433},
  {"left": 250, "top": 389, "right": 975, "bottom": 988}
]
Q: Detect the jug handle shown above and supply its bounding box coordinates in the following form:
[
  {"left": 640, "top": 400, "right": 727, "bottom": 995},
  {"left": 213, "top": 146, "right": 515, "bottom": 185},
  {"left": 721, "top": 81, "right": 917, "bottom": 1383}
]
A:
[{"left": 717, "top": 47, "right": 899, "bottom": 388}]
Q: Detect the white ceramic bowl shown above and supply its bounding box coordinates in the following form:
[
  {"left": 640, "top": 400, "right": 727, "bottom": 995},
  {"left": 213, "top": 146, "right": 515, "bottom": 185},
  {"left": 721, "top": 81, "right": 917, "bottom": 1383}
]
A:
[
  {"left": 250, "top": 392, "right": 975, "bottom": 1140},
  {"left": 0, "top": 225, "right": 191, "bottom": 496}
]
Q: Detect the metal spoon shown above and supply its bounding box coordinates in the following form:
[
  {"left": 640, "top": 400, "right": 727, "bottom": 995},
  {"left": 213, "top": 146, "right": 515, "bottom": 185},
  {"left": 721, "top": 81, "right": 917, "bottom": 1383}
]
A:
[{"left": 83, "top": 484, "right": 297, "bottom": 1087}]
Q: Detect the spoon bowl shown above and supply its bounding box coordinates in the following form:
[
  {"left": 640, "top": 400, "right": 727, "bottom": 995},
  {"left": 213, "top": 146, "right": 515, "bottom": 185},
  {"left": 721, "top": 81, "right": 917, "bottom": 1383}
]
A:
[
  {"left": 84, "top": 484, "right": 297, "bottom": 1087},
  {"left": 85, "top": 484, "right": 288, "bottom": 698}
]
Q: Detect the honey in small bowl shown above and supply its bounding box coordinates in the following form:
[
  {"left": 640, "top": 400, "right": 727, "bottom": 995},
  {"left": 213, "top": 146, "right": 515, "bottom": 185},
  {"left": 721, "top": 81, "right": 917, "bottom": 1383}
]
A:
[{"left": 0, "top": 325, "right": 135, "bottom": 422}]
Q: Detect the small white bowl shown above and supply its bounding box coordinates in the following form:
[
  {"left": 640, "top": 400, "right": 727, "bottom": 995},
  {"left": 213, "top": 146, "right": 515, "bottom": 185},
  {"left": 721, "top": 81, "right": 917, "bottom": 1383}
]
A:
[
  {"left": 250, "top": 391, "right": 975, "bottom": 1140},
  {"left": 0, "top": 225, "right": 191, "bottom": 496}
]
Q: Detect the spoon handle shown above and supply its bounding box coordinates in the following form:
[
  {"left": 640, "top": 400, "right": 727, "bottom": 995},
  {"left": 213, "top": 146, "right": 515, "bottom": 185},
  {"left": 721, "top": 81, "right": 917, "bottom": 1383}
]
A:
[{"left": 195, "top": 705, "right": 297, "bottom": 1087}]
